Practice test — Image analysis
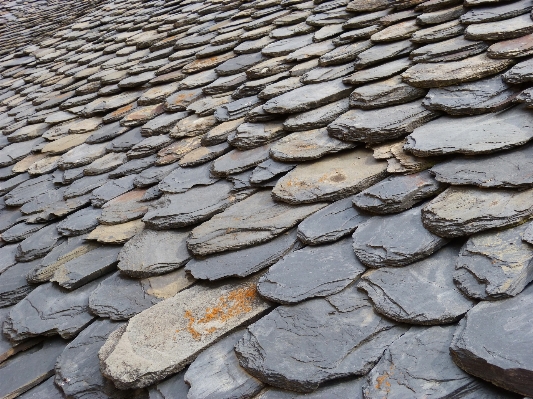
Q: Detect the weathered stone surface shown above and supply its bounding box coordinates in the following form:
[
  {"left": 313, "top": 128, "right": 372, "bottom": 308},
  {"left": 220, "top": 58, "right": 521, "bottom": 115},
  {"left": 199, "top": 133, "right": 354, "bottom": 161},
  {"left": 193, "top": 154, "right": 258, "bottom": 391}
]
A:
[
  {"left": 170, "top": 114, "right": 217, "bottom": 139},
  {"left": 359, "top": 244, "right": 474, "bottom": 324},
  {"left": 89, "top": 270, "right": 195, "bottom": 320},
  {"left": 402, "top": 54, "right": 514, "bottom": 88},
  {"left": 98, "top": 189, "right": 149, "bottom": 225},
  {"left": 0, "top": 139, "right": 43, "bottom": 167},
  {"left": 2, "top": 222, "right": 46, "bottom": 243},
  {"left": 503, "top": 57, "right": 533, "bottom": 83},
  {"left": 371, "top": 19, "right": 419, "bottom": 42},
  {"left": 16, "top": 223, "right": 62, "bottom": 261},
  {"left": 184, "top": 329, "right": 265, "bottom": 399},
  {"left": 250, "top": 159, "right": 296, "bottom": 184},
  {"left": 186, "top": 229, "right": 299, "bottom": 281},
  {"left": 454, "top": 223, "right": 533, "bottom": 300},
  {"left": 262, "top": 78, "right": 352, "bottom": 114},
  {"left": 270, "top": 128, "right": 355, "bottom": 162},
  {"left": 99, "top": 274, "right": 272, "bottom": 389},
  {"left": 422, "top": 186, "right": 533, "bottom": 237},
  {"left": 353, "top": 170, "right": 445, "bottom": 214},
  {"left": 188, "top": 191, "right": 325, "bottom": 256},
  {"left": 235, "top": 287, "right": 408, "bottom": 392},
  {"left": 0, "top": 259, "right": 39, "bottom": 308},
  {"left": 258, "top": 238, "right": 366, "bottom": 304},
  {"left": 86, "top": 220, "right": 145, "bottom": 244},
  {"left": 178, "top": 142, "right": 231, "bottom": 167},
  {"left": 410, "top": 36, "right": 488, "bottom": 64},
  {"left": 353, "top": 203, "right": 449, "bottom": 267},
  {"left": 258, "top": 377, "right": 365, "bottom": 398},
  {"left": 214, "top": 96, "right": 262, "bottom": 122},
  {"left": 55, "top": 319, "right": 148, "bottom": 399},
  {"left": 212, "top": 145, "right": 271, "bottom": 176},
  {"left": 405, "top": 105, "right": 533, "bottom": 156},
  {"left": 83, "top": 152, "right": 127, "bottom": 175},
  {"left": 430, "top": 144, "right": 533, "bottom": 188},
  {"left": 86, "top": 121, "right": 130, "bottom": 144},
  {"left": 461, "top": 0, "right": 532, "bottom": 24},
  {"left": 328, "top": 101, "right": 439, "bottom": 143},
  {"left": 51, "top": 244, "right": 121, "bottom": 290},
  {"left": 450, "top": 284, "right": 533, "bottom": 397},
  {"left": 165, "top": 88, "right": 204, "bottom": 112},
  {"left": 423, "top": 75, "right": 519, "bottom": 115},
  {"left": 0, "top": 338, "right": 67, "bottom": 399},
  {"left": 158, "top": 161, "right": 218, "bottom": 193},
  {"left": 282, "top": 98, "right": 349, "bottom": 132},
  {"left": 156, "top": 137, "right": 202, "bottom": 165},
  {"left": 465, "top": 14, "right": 533, "bottom": 41},
  {"left": 262, "top": 33, "right": 314, "bottom": 57},
  {"left": 110, "top": 155, "right": 156, "bottom": 179},
  {"left": 91, "top": 176, "right": 136, "bottom": 208},
  {"left": 147, "top": 371, "right": 189, "bottom": 399},
  {"left": 3, "top": 278, "right": 101, "bottom": 341},
  {"left": 350, "top": 76, "right": 427, "bottom": 109},
  {"left": 228, "top": 122, "right": 286, "bottom": 150},
  {"left": 82, "top": 91, "right": 143, "bottom": 116},
  {"left": 117, "top": 229, "right": 190, "bottom": 278},
  {"left": 489, "top": 33, "right": 533, "bottom": 58},
  {"left": 134, "top": 164, "right": 178, "bottom": 188},
  {"left": 17, "top": 376, "right": 66, "bottom": 399},
  {"left": 55, "top": 207, "right": 101, "bottom": 237},
  {"left": 144, "top": 181, "right": 252, "bottom": 230},
  {"left": 300, "top": 62, "right": 355, "bottom": 84},
  {"left": 203, "top": 118, "right": 244, "bottom": 146},
  {"left": 273, "top": 149, "right": 388, "bottom": 204},
  {"left": 364, "top": 325, "right": 516, "bottom": 399},
  {"left": 355, "top": 40, "right": 415, "bottom": 69}
]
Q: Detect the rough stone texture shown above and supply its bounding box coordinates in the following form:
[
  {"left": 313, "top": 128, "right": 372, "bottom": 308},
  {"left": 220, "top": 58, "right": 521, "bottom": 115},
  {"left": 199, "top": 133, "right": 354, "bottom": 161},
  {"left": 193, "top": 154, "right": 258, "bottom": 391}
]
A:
[
  {"left": 3, "top": 278, "right": 101, "bottom": 342},
  {"left": 143, "top": 181, "right": 253, "bottom": 230},
  {"left": 184, "top": 329, "right": 265, "bottom": 399},
  {"left": 402, "top": 54, "right": 514, "bottom": 88},
  {"left": 147, "top": 371, "right": 189, "bottom": 399},
  {"left": 364, "top": 325, "right": 517, "bottom": 399},
  {"left": 99, "top": 274, "right": 272, "bottom": 389},
  {"left": 352, "top": 170, "right": 445, "bottom": 214},
  {"left": 17, "top": 376, "right": 67, "bottom": 399},
  {"left": 0, "top": 259, "right": 39, "bottom": 308},
  {"left": 489, "top": 33, "right": 533, "bottom": 59},
  {"left": 353, "top": 204, "right": 449, "bottom": 268},
  {"left": 235, "top": 287, "right": 408, "bottom": 393},
  {"left": 454, "top": 223, "right": 533, "bottom": 300},
  {"left": 212, "top": 145, "right": 272, "bottom": 177},
  {"left": 450, "top": 284, "right": 533, "bottom": 397},
  {"left": 405, "top": 105, "right": 533, "bottom": 156},
  {"left": 89, "top": 270, "right": 195, "bottom": 320},
  {"left": 465, "top": 14, "right": 533, "bottom": 41},
  {"left": 272, "top": 149, "right": 388, "bottom": 204},
  {"left": 282, "top": 98, "right": 350, "bottom": 132},
  {"left": 422, "top": 186, "right": 533, "bottom": 237},
  {"left": 187, "top": 191, "right": 326, "bottom": 256},
  {"left": 86, "top": 220, "right": 145, "bottom": 244},
  {"left": 430, "top": 144, "right": 533, "bottom": 188},
  {"left": 250, "top": 159, "right": 296, "bottom": 184},
  {"left": 258, "top": 238, "right": 366, "bottom": 304},
  {"left": 359, "top": 244, "right": 474, "bottom": 324},
  {"left": 410, "top": 36, "right": 488, "bottom": 63},
  {"left": 117, "top": 229, "right": 190, "bottom": 278},
  {"left": 0, "top": 338, "right": 67, "bottom": 399},
  {"left": 328, "top": 101, "right": 439, "bottom": 143},
  {"left": 158, "top": 162, "right": 219, "bottom": 193},
  {"left": 349, "top": 76, "right": 427, "bottom": 109}
]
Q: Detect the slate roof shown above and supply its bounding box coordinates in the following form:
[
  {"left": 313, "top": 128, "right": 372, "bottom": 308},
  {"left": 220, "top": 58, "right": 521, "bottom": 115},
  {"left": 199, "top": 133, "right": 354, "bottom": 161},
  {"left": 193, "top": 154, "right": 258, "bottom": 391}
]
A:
[{"left": 0, "top": 0, "right": 532, "bottom": 397}]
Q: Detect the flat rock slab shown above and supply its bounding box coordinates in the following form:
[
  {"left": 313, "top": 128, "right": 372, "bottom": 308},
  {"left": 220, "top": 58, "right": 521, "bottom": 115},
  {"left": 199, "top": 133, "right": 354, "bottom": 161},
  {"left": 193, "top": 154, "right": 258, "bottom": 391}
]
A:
[
  {"left": 402, "top": 54, "right": 514, "bottom": 88},
  {"left": 328, "top": 101, "right": 439, "bottom": 143},
  {"left": 99, "top": 274, "right": 272, "bottom": 389},
  {"left": 297, "top": 196, "right": 371, "bottom": 245},
  {"left": 186, "top": 229, "right": 299, "bottom": 281},
  {"left": 489, "top": 33, "right": 533, "bottom": 59},
  {"left": 89, "top": 270, "right": 195, "bottom": 320},
  {"left": 158, "top": 162, "right": 219, "bottom": 193},
  {"left": 270, "top": 128, "right": 355, "bottom": 162},
  {"left": 55, "top": 319, "right": 148, "bottom": 399},
  {"left": 86, "top": 219, "right": 145, "bottom": 244},
  {"left": 503, "top": 57, "right": 533, "bottom": 84},
  {"left": 257, "top": 377, "right": 365, "bottom": 398},
  {"left": 423, "top": 74, "right": 519, "bottom": 115},
  {"left": 0, "top": 338, "right": 67, "bottom": 399},
  {"left": 343, "top": 58, "right": 411, "bottom": 85},
  {"left": 91, "top": 175, "right": 136, "bottom": 207},
  {"left": 16, "top": 223, "right": 62, "bottom": 262},
  {"left": 0, "top": 259, "right": 39, "bottom": 308},
  {"left": 235, "top": 287, "right": 408, "bottom": 392},
  {"left": 99, "top": 189, "right": 149, "bottom": 225},
  {"left": 349, "top": 76, "right": 427, "bottom": 109},
  {"left": 353, "top": 204, "right": 450, "bottom": 267},
  {"left": 250, "top": 159, "right": 296, "bottom": 184},
  {"left": 212, "top": 145, "right": 272, "bottom": 176},
  {"left": 454, "top": 222, "right": 533, "bottom": 300},
  {"left": 143, "top": 181, "right": 253, "bottom": 230},
  {"left": 465, "top": 14, "right": 533, "bottom": 41},
  {"left": 272, "top": 149, "right": 388, "bottom": 204},
  {"left": 3, "top": 278, "right": 101, "bottom": 342},
  {"left": 117, "top": 229, "right": 190, "bottom": 278},
  {"left": 258, "top": 238, "right": 366, "bottom": 304},
  {"left": 358, "top": 244, "right": 474, "bottom": 324},
  {"left": 405, "top": 105, "right": 533, "bottom": 156},
  {"left": 188, "top": 191, "right": 325, "bottom": 256},
  {"left": 410, "top": 36, "right": 488, "bottom": 64},
  {"left": 352, "top": 170, "right": 445, "bottom": 214},
  {"left": 430, "top": 143, "right": 533, "bottom": 188},
  {"left": 17, "top": 376, "right": 67, "bottom": 399},
  {"left": 364, "top": 325, "right": 517, "bottom": 399},
  {"left": 422, "top": 186, "right": 533, "bottom": 237},
  {"left": 184, "top": 329, "right": 265, "bottom": 399},
  {"left": 262, "top": 78, "right": 352, "bottom": 114},
  {"left": 147, "top": 371, "right": 189, "bottom": 399},
  {"left": 282, "top": 98, "right": 350, "bottom": 132},
  {"left": 450, "top": 284, "right": 533, "bottom": 397}
]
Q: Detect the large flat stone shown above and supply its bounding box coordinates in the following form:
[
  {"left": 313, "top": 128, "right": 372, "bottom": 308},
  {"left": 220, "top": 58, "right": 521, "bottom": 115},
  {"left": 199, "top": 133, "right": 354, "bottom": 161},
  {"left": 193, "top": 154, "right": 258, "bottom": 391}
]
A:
[
  {"left": 17, "top": 376, "right": 66, "bottom": 399},
  {"left": 328, "top": 101, "right": 439, "bottom": 143},
  {"left": 99, "top": 274, "right": 272, "bottom": 389},
  {"left": 349, "top": 76, "right": 427, "bottom": 109},
  {"left": 353, "top": 204, "right": 450, "bottom": 267},
  {"left": 98, "top": 189, "right": 149, "bottom": 225},
  {"left": 258, "top": 238, "right": 366, "bottom": 304},
  {"left": 187, "top": 191, "right": 326, "bottom": 256},
  {"left": 272, "top": 149, "right": 388, "bottom": 204},
  {"left": 235, "top": 287, "right": 408, "bottom": 392},
  {"left": 211, "top": 145, "right": 272, "bottom": 176},
  {"left": 450, "top": 284, "right": 533, "bottom": 397},
  {"left": 410, "top": 36, "right": 488, "bottom": 63},
  {"left": 465, "top": 14, "right": 533, "bottom": 41},
  {"left": 184, "top": 329, "right": 265, "bottom": 399},
  {"left": 422, "top": 186, "right": 533, "bottom": 237},
  {"left": 117, "top": 229, "right": 190, "bottom": 278},
  {"left": 405, "top": 105, "right": 533, "bottom": 156},
  {"left": 158, "top": 162, "right": 219, "bottom": 193},
  {"left": 352, "top": 170, "right": 445, "bottom": 214},
  {"left": 454, "top": 223, "right": 533, "bottom": 300},
  {"left": 0, "top": 259, "right": 39, "bottom": 308},
  {"left": 358, "top": 244, "right": 474, "bottom": 324},
  {"left": 282, "top": 98, "right": 350, "bottom": 132},
  {"left": 89, "top": 270, "right": 195, "bottom": 320}
]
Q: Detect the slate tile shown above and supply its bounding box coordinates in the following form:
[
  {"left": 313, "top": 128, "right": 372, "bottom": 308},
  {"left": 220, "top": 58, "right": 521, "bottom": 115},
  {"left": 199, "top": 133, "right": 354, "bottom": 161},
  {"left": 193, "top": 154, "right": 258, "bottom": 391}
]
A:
[
  {"left": 258, "top": 77, "right": 303, "bottom": 100},
  {"left": 410, "top": 36, "right": 489, "bottom": 63},
  {"left": 355, "top": 39, "right": 415, "bottom": 69},
  {"left": 16, "top": 223, "right": 62, "bottom": 261},
  {"left": 465, "top": 13, "right": 533, "bottom": 41},
  {"left": 0, "top": 259, "right": 40, "bottom": 308},
  {"left": 17, "top": 375, "right": 66, "bottom": 399},
  {"left": 488, "top": 33, "right": 533, "bottom": 58},
  {"left": 57, "top": 207, "right": 102, "bottom": 236},
  {"left": 86, "top": 220, "right": 144, "bottom": 244}
]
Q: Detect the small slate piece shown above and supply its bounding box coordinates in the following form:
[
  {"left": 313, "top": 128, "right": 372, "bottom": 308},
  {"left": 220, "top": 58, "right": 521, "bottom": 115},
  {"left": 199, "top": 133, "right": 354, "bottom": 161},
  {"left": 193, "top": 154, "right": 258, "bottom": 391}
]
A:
[
  {"left": 465, "top": 14, "right": 533, "bottom": 41},
  {"left": 282, "top": 98, "right": 350, "bottom": 132},
  {"left": 158, "top": 162, "right": 218, "bottom": 193},
  {"left": 258, "top": 238, "right": 366, "bottom": 304},
  {"left": 349, "top": 76, "right": 427, "bottom": 109}
]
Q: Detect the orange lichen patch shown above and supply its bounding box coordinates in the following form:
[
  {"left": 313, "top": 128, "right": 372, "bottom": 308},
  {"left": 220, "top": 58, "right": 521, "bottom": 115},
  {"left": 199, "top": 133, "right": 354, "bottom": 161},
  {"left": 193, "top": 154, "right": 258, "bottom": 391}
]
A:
[
  {"left": 183, "top": 284, "right": 258, "bottom": 341},
  {"left": 375, "top": 372, "right": 392, "bottom": 392}
]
